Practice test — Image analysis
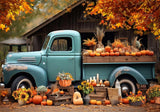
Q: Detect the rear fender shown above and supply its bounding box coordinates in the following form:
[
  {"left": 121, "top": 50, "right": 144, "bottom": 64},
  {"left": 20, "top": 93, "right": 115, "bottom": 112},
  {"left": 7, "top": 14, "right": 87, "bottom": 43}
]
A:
[{"left": 108, "top": 66, "right": 148, "bottom": 86}]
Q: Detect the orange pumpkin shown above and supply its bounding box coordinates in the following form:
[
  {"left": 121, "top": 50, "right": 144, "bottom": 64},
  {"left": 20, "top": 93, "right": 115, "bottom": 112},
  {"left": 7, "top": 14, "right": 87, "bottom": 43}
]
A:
[
  {"left": 45, "top": 89, "right": 51, "bottom": 94},
  {"left": 148, "top": 51, "right": 154, "bottom": 56},
  {"left": 100, "top": 52, "right": 106, "bottom": 57},
  {"left": 122, "top": 98, "right": 129, "bottom": 104},
  {"left": 145, "top": 50, "right": 150, "bottom": 55},
  {"left": 90, "top": 100, "right": 97, "bottom": 105},
  {"left": 105, "top": 46, "right": 111, "bottom": 52},
  {"left": 96, "top": 101, "right": 102, "bottom": 105},
  {"left": 47, "top": 100, "right": 53, "bottom": 106},
  {"left": 136, "top": 52, "right": 141, "bottom": 56},
  {"left": 103, "top": 80, "right": 110, "bottom": 87},
  {"left": 150, "top": 99, "right": 155, "bottom": 104},
  {"left": 43, "top": 95, "right": 47, "bottom": 100},
  {"left": 41, "top": 101, "right": 47, "bottom": 105},
  {"left": 33, "top": 95, "right": 43, "bottom": 105},
  {"left": 104, "top": 100, "right": 111, "bottom": 105},
  {"left": 114, "top": 52, "right": 120, "bottom": 56},
  {"left": 26, "top": 100, "right": 30, "bottom": 104},
  {"left": 105, "top": 52, "right": 110, "bottom": 56},
  {"left": 53, "top": 88, "right": 59, "bottom": 93},
  {"left": 89, "top": 52, "right": 96, "bottom": 57},
  {"left": 59, "top": 80, "right": 72, "bottom": 87},
  {"left": 125, "top": 52, "right": 130, "bottom": 56},
  {"left": 141, "top": 50, "right": 146, "bottom": 55},
  {"left": 60, "top": 91, "right": 64, "bottom": 95},
  {"left": 109, "top": 52, "right": 114, "bottom": 56},
  {"left": 113, "top": 48, "right": 118, "bottom": 52}
]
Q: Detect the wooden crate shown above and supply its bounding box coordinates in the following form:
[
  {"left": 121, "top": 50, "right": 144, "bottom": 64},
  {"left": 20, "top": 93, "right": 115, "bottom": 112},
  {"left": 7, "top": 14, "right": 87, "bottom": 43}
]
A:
[
  {"left": 83, "top": 56, "right": 156, "bottom": 63},
  {"left": 52, "top": 96, "right": 72, "bottom": 106},
  {"left": 58, "top": 86, "right": 74, "bottom": 96},
  {"left": 89, "top": 87, "right": 108, "bottom": 101}
]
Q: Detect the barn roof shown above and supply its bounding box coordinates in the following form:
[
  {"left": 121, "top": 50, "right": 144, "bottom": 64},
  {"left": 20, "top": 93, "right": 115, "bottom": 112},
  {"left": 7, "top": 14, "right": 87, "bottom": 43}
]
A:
[
  {"left": 0, "top": 38, "right": 27, "bottom": 46},
  {"left": 22, "top": 0, "right": 85, "bottom": 38}
]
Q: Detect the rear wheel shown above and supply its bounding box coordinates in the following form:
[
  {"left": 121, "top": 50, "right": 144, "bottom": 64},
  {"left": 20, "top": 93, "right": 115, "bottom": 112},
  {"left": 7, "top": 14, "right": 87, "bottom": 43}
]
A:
[
  {"left": 116, "top": 79, "right": 137, "bottom": 97},
  {"left": 11, "top": 76, "right": 34, "bottom": 92}
]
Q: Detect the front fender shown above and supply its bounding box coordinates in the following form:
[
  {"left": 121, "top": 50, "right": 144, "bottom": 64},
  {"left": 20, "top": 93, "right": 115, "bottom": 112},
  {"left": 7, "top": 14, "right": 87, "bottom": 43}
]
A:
[
  {"left": 108, "top": 66, "right": 148, "bottom": 86},
  {"left": 2, "top": 64, "right": 48, "bottom": 87}
]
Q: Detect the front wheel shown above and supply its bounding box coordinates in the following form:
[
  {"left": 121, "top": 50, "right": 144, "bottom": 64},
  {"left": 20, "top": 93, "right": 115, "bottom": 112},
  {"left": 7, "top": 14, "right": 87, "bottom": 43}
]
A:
[
  {"left": 116, "top": 79, "right": 137, "bottom": 97},
  {"left": 11, "top": 76, "right": 34, "bottom": 92}
]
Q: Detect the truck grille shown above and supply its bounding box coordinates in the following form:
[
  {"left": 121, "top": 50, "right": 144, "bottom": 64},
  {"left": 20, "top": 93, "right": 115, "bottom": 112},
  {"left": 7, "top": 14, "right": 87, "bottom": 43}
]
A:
[{"left": 17, "top": 57, "right": 36, "bottom": 62}]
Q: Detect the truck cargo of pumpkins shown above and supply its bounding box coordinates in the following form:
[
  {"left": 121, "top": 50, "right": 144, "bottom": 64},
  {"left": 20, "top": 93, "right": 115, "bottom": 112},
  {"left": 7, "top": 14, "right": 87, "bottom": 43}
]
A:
[{"left": 83, "top": 38, "right": 154, "bottom": 57}]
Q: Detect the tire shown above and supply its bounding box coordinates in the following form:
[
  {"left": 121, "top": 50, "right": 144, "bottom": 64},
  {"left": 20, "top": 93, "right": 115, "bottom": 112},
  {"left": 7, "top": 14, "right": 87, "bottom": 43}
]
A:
[
  {"left": 116, "top": 79, "right": 137, "bottom": 97},
  {"left": 11, "top": 76, "right": 33, "bottom": 92}
]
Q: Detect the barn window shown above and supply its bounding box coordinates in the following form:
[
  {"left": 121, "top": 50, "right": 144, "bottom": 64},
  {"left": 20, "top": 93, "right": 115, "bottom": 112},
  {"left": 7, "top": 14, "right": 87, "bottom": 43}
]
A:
[{"left": 51, "top": 37, "right": 72, "bottom": 51}]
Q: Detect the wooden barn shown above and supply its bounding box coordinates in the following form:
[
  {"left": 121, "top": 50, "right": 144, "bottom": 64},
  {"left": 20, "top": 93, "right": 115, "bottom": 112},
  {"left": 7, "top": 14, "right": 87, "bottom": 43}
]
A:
[{"left": 23, "top": 0, "right": 159, "bottom": 61}]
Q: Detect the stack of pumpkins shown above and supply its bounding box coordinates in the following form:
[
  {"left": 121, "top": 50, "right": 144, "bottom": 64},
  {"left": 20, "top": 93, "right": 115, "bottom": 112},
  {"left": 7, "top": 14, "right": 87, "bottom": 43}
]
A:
[{"left": 84, "top": 39, "right": 154, "bottom": 57}]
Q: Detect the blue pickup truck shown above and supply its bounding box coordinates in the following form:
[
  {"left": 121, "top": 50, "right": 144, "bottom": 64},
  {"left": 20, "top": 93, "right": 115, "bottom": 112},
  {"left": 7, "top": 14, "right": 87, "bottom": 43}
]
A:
[{"left": 1, "top": 30, "right": 156, "bottom": 96}]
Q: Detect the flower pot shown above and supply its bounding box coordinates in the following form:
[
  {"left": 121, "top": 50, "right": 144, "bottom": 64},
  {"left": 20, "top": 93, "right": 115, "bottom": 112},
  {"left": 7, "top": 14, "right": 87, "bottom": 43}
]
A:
[
  {"left": 18, "top": 100, "right": 26, "bottom": 106},
  {"left": 129, "top": 100, "right": 143, "bottom": 106},
  {"left": 59, "top": 80, "right": 72, "bottom": 87},
  {"left": 83, "top": 94, "right": 90, "bottom": 105}
]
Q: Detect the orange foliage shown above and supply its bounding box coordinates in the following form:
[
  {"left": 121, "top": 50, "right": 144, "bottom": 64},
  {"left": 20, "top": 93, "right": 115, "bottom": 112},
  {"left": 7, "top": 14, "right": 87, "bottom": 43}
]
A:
[
  {"left": 85, "top": 0, "right": 160, "bottom": 39},
  {"left": 0, "top": 0, "right": 34, "bottom": 31}
]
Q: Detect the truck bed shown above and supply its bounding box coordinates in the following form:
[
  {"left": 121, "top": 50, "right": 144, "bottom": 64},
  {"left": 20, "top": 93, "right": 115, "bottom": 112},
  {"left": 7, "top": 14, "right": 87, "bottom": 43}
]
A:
[
  {"left": 82, "top": 56, "right": 156, "bottom": 82},
  {"left": 83, "top": 56, "right": 156, "bottom": 63}
]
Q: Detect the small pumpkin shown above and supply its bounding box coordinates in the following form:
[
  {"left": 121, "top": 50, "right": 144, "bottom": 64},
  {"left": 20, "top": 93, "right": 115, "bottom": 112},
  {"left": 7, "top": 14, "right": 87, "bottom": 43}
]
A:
[
  {"left": 122, "top": 98, "right": 129, "bottom": 104},
  {"left": 125, "top": 52, "right": 130, "bottom": 56},
  {"left": 33, "top": 95, "right": 43, "bottom": 105},
  {"left": 136, "top": 52, "right": 141, "bottom": 56},
  {"left": 60, "top": 91, "right": 64, "bottom": 95},
  {"left": 150, "top": 99, "right": 155, "bottom": 104},
  {"left": 105, "top": 52, "right": 110, "bottom": 56},
  {"left": 148, "top": 51, "right": 154, "bottom": 56},
  {"left": 105, "top": 46, "right": 111, "bottom": 52},
  {"left": 26, "top": 100, "right": 30, "bottom": 104},
  {"left": 90, "top": 100, "right": 97, "bottom": 105},
  {"left": 89, "top": 52, "right": 96, "bottom": 57},
  {"left": 103, "top": 80, "right": 110, "bottom": 87},
  {"left": 109, "top": 52, "right": 114, "bottom": 56},
  {"left": 41, "top": 101, "right": 47, "bottom": 106},
  {"left": 73, "top": 91, "right": 83, "bottom": 105},
  {"left": 114, "top": 52, "right": 120, "bottom": 56},
  {"left": 104, "top": 100, "right": 111, "bottom": 105},
  {"left": 96, "top": 53, "right": 100, "bottom": 56},
  {"left": 47, "top": 99, "right": 53, "bottom": 106},
  {"left": 43, "top": 95, "right": 47, "bottom": 100},
  {"left": 96, "top": 101, "right": 102, "bottom": 105},
  {"left": 29, "top": 97, "right": 33, "bottom": 103},
  {"left": 100, "top": 52, "right": 106, "bottom": 57},
  {"left": 113, "top": 48, "right": 118, "bottom": 52}
]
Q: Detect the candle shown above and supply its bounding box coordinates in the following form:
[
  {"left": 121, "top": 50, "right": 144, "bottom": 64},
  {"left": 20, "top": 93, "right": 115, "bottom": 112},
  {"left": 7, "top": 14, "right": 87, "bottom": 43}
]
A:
[
  {"left": 97, "top": 73, "right": 99, "bottom": 84},
  {"left": 90, "top": 77, "right": 92, "bottom": 83}
]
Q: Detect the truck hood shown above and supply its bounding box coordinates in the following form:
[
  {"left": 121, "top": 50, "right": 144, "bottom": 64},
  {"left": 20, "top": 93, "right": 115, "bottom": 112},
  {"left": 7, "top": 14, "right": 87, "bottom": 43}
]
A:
[{"left": 6, "top": 51, "right": 42, "bottom": 65}]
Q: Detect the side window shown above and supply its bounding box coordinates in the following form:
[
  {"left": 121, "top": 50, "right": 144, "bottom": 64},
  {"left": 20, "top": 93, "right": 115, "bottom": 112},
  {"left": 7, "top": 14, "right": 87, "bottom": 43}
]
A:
[{"left": 51, "top": 37, "right": 72, "bottom": 51}]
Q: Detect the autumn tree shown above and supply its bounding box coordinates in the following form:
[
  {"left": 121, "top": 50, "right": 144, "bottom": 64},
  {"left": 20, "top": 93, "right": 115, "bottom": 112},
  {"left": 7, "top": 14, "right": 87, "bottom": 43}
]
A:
[
  {"left": 85, "top": 0, "right": 160, "bottom": 39},
  {"left": 0, "top": 0, "right": 34, "bottom": 32}
]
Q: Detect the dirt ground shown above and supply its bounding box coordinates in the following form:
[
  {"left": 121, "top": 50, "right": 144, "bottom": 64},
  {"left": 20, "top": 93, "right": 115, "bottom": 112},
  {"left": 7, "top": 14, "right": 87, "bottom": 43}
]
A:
[{"left": 0, "top": 102, "right": 160, "bottom": 112}]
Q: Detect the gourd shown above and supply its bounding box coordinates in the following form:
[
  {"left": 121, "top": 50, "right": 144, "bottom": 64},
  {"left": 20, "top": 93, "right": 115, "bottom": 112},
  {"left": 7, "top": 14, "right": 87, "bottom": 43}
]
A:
[
  {"left": 122, "top": 98, "right": 129, "bottom": 104},
  {"left": 33, "top": 95, "right": 43, "bottom": 104},
  {"left": 90, "top": 100, "right": 97, "bottom": 105},
  {"left": 73, "top": 91, "right": 83, "bottom": 105},
  {"left": 41, "top": 101, "right": 47, "bottom": 105},
  {"left": 104, "top": 100, "right": 111, "bottom": 105},
  {"left": 96, "top": 101, "right": 102, "bottom": 105},
  {"left": 47, "top": 99, "right": 53, "bottom": 106}
]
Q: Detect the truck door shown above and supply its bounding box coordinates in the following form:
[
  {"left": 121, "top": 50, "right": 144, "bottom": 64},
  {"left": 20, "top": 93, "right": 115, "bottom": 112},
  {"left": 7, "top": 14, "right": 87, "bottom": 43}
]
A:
[{"left": 46, "top": 36, "right": 75, "bottom": 82}]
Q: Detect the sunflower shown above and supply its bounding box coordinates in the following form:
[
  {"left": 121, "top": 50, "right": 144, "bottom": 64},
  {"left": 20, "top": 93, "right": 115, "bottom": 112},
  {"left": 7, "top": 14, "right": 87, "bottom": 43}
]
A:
[
  {"left": 12, "top": 91, "right": 19, "bottom": 100},
  {"left": 19, "top": 92, "right": 29, "bottom": 101},
  {"left": 81, "top": 81, "right": 87, "bottom": 85},
  {"left": 26, "top": 88, "right": 33, "bottom": 98}
]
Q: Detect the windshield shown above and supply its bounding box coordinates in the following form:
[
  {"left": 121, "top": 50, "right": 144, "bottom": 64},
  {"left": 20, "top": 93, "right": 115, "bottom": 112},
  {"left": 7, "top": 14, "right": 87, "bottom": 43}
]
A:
[{"left": 42, "top": 36, "right": 50, "bottom": 50}]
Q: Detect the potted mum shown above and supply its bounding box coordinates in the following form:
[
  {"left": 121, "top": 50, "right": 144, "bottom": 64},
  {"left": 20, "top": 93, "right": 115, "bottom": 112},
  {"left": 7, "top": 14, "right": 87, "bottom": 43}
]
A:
[
  {"left": 127, "top": 91, "right": 146, "bottom": 106},
  {"left": 146, "top": 85, "right": 160, "bottom": 104},
  {"left": 12, "top": 88, "right": 33, "bottom": 106},
  {"left": 78, "top": 81, "right": 94, "bottom": 105},
  {"left": 56, "top": 72, "right": 74, "bottom": 87}
]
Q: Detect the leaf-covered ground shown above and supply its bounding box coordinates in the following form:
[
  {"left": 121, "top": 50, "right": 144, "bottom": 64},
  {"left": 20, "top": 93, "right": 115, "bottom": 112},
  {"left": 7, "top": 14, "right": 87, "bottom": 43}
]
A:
[{"left": 0, "top": 102, "right": 160, "bottom": 112}]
